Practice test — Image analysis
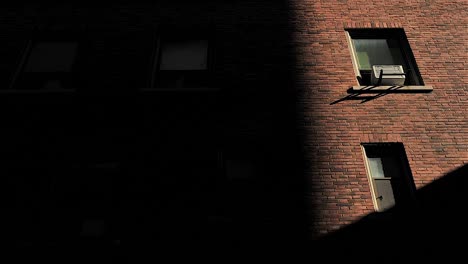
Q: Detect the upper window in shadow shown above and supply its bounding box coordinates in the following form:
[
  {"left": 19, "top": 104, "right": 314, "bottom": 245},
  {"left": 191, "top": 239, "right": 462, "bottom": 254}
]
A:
[
  {"left": 150, "top": 27, "right": 213, "bottom": 89},
  {"left": 346, "top": 29, "right": 423, "bottom": 86},
  {"left": 225, "top": 159, "right": 257, "bottom": 181},
  {"left": 160, "top": 39, "right": 208, "bottom": 71},
  {"left": 10, "top": 29, "right": 82, "bottom": 91},
  {"left": 24, "top": 41, "right": 77, "bottom": 73}
]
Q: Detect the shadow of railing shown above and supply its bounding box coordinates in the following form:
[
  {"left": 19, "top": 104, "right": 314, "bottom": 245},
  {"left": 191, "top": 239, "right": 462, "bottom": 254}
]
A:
[{"left": 331, "top": 86, "right": 433, "bottom": 104}]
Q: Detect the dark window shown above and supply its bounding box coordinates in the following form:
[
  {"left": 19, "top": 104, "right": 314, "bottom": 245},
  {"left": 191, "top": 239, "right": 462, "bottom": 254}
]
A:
[
  {"left": 225, "top": 160, "right": 256, "bottom": 181},
  {"left": 10, "top": 28, "right": 83, "bottom": 91},
  {"left": 151, "top": 28, "right": 213, "bottom": 89},
  {"left": 24, "top": 41, "right": 77, "bottom": 73},
  {"left": 347, "top": 29, "right": 423, "bottom": 86},
  {"left": 362, "top": 143, "right": 415, "bottom": 211},
  {"left": 80, "top": 219, "right": 106, "bottom": 238},
  {"left": 159, "top": 39, "right": 208, "bottom": 71}
]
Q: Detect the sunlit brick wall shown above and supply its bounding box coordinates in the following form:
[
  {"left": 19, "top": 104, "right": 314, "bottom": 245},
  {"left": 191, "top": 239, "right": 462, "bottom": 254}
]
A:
[{"left": 289, "top": 0, "right": 467, "bottom": 236}]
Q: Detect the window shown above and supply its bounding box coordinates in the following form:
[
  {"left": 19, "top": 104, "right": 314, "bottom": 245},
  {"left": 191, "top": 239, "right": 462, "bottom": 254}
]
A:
[
  {"left": 150, "top": 28, "right": 212, "bottom": 89},
  {"left": 80, "top": 218, "right": 106, "bottom": 238},
  {"left": 25, "top": 41, "right": 77, "bottom": 73},
  {"left": 9, "top": 26, "right": 83, "bottom": 91},
  {"left": 225, "top": 160, "right": 256, "bottom": 181},
  {"left": 221, "top": 148, "right": 267, "bottom": 182},
  {"left": 347, "top": 29, "right": 423, "bottom": 86},
  {"left": 362, "top": 143, "right": 415, "bottom": 212},
  {"left": 11, "top": 40, "right": 79, "bottom": 90},
  {"left": 159, "top": 39, "right": 208, "bottom": 71}
]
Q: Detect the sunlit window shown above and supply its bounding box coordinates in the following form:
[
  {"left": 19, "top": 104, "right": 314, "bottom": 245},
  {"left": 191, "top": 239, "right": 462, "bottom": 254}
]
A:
[
  {"left": 362, "top": 143, "right": 415, "bottom": 212},
  {"left": 347, "top": 29, "right": 423, "bottom": 86}
]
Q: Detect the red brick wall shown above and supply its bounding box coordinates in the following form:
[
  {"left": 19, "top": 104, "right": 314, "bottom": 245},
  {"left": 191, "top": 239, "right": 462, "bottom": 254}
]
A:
[
  {"left": 288, "top": 0, "right": 467, "bottom": 236},
  {"left": 0, "top": 1, "right": 466, "bottom": 241}
]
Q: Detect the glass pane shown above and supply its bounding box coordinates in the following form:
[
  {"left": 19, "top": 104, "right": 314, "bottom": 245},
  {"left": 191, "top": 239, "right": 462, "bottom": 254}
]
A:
[
  {"left": 25, "top": 42, "right": 78, "bottom": 72},
  {"left": 160, "top": 39, "right": 208, "bottom": 70},
  {"left": 382, "top": 156, "right": 403, "bottom": 178},
  {"left": 368, "top": 157, "right": 385, "bottom": 178},
  {"left": 226, "top": 160, "right": 255, "bottom": 180},
  {"left": 80, "top": 219, "right": 105, "bottom": 237},
  {"left": 353, "top": 39, "right": 405, "bottom": 70},
  {"left": 374, "top": 179, "right": 396, "bottom": 211}
]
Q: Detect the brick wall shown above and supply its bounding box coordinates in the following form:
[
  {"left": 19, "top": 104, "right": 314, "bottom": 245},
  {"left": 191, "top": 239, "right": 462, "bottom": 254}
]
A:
[
  {"left": 288, "top": 0, "right": 467, "bottom": 236},
  {"left": 0, "top": 1, "right": 466, "bottom": 245}
]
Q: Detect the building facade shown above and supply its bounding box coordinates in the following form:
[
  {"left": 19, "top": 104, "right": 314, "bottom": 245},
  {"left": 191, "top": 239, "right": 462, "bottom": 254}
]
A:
[{"left": 1, "top": 0, "right": 466, "bottom": 259}]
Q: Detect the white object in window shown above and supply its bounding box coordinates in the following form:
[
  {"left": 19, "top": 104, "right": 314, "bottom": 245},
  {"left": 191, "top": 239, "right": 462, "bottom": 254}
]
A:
[{"left": 371, "top": 65, "right": 406, "bottom": 86}]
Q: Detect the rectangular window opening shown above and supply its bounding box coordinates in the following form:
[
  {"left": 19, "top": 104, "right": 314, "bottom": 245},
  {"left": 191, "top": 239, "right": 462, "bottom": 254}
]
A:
[
  {"left": 11, "top": 39, "right": 80, "bottom": 90},
  {"left": 347, "top": 29, "right": 423, "bottom": 86},
  {"left": 362, "top": 143, "right": 415, "bottom": 212},
  {"left": 150, "top": 28, "right": 212, "bottom": 90}
]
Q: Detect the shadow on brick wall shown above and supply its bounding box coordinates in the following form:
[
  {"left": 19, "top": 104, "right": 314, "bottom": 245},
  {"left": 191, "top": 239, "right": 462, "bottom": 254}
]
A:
[
  {"left": 319, "top": 164, "right": 468, "bottom": 263},
  {"left": 1, "top": 1, "right": 313, "bottom": 261}
]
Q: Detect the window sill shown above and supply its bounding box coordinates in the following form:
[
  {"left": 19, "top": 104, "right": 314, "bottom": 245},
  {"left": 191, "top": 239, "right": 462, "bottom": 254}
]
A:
[
  {"left": 0, "top": 89, "right": 76, "bottom": 94},
  {"left": 139, "top": 88, "right": 220, "bottom": 92},
  {"left": 350, "top": 85, "right": 433, "bottom": 93}
]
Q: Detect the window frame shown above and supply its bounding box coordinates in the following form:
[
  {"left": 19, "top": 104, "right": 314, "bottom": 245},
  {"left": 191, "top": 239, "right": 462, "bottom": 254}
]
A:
[
  {"left": 8, "top": 27, "right": 84, "bottom": 92},
  {"left": 147, "top": 25, "right": 215, "bottom": 91},
  {"left": 346, "top": 28, "right": 424, "bottom": 87},
  {"left": 361, "top": 143, "right": 416, "bottom": 212}
]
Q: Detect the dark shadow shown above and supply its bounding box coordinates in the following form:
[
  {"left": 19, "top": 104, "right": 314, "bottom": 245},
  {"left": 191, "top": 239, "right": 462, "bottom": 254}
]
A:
[
  {"left": 0, "top": 1, "right": 312, "bottom": 261},
  {"left": 331, "top": 86, "right": 432, "bottom": 104},
  {"left": 320, "top": 164, "right": 468, "bottom": 262},
  {"left": 330, "top": 89, "right": 388, "bottom": 104}
]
